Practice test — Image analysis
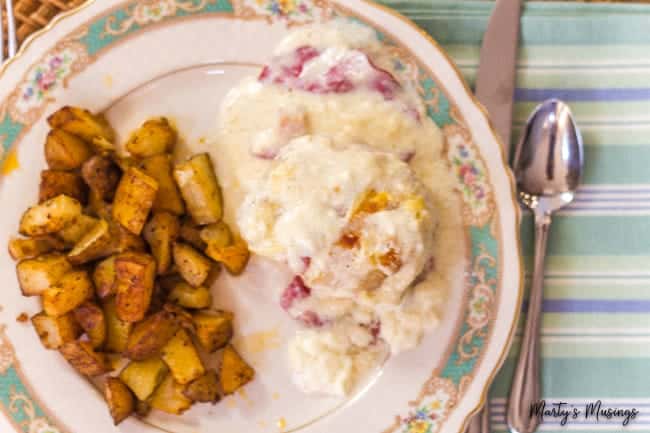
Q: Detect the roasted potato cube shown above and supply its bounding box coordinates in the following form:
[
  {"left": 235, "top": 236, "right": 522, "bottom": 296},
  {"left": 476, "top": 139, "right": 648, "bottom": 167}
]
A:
[
  {"left": 119, "top": 357, "right": 168, "bottom": 401},
  {"left": 113, "top": 156, "right": 137, "bottom": 172},
  {"left": 47, "top": 106, "right": 115, "bottom": 145},
  {"left": 161, "top": 329, "right": 205, "bottom": 385},
  {"left": 67, "top": 219, "right": 112, "bottom": 265},
  {"left": 39, "top": 170, "right": 88, "bottom": 204},
  {"left": 109, "top": 220, "right": 146, "bottom": 254},
  {"left": 205, "top": 240, "right": 250, "bottom": 275},
  {"left": 172, "top": 242, "right": 212, "bottom": 287},
  {"left": 163, "top": 303, "right": 195, "bottom": 333},
  {"left": 19, "top": 195, "right": 82, "bottom": 237},
  {"left": 93, "top": 256, "right": 117, "bottom": 299},
  {"left": 183, "top": 369, "right": 220, "bottom": 403},
  {"left": 134, "top": 400, "right": 151, "bottom": 418},
  {"left": 126, "top": 117, "right": 176, "bottom": 158},
  {"left": 58, "top": 214, "right": 98, "bottom": 246},
  {"left": 87, "top": 190, "right": 112, "bottom": 220},
  {"left": 31, "top": 311, "right": 81, "bottom": 349},
  {"left": 173, "top": 153, "right": 223, "bottom": 224},
  {"left": 168, "top": 282, "right": 212, "bottom": 309},
  {"left": 143, "top": 212, "right": 180, "bottom": 275},
  {"left": 104, "top": 377, "right": 135, "bottom": 425},
  {"left": 179, "top": 217, "right": 206, "bottom": 250},
  {"left": 139, "top": 154, "right": 185, "bottom": 215},
  {"left": 220, "top": 344, "right": 255, "bottom": 395},
  {"left": 149, "top": 373, "right": 192, "bottom": 415},
  {"left": 42, "top": 270, "right": 93, "bottom": 316},
  {"left": 192, "top": 310, "right": 233, "bottom": 352},
  {"left": 60, "top": 340, "right": 112, "bottom": 376},
  {"left": 81, "top": 156, "right": 120, "bottom": 201},
  {"left": 112, "top": 167, "right": 158, "bottom": 235},
  {"left": 16, "top": 253, "right": 71, "bottom": 296},
  {"left": 200, "top": 221, "right": 232, "bottom": 249},
  {"left": 103, "top": 298, "right": 133, "bottom": 353},
  {"left": 124, "top": 309, "right": 179, "bottom": 360},
  {"left": 9, "top": 236, "right": 65, "bottom": 261},
  {"left": 114, "top": 252, "right": 156, "bottom": 322},
  {"left": 73, "top": 302, "right": 106, "bottom": 349},
  {"left": 45, "top": 129, "right": 93, "bottom": 170}
]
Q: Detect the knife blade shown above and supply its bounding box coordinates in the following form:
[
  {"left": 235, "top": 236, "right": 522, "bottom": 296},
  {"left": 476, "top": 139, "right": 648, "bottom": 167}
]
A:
[{"left": 475, "top": 0, "right": 522, "bottom": 154}]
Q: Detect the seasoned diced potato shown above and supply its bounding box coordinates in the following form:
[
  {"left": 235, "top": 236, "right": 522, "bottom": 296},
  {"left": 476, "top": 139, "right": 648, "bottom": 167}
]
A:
[
  {"left": 179, "top": 217, "right": 206, "bottom": 250},
  {"left": 114, "top": 252, "right": 156, "bottom": 322},
  {"left": 205, "top": 240, "right": 250, "bottom": 275},
  {"left": 173, "top": 153, "right": 223, "bottom": 225},
  {"left": 59, "top": 340, "right": 112, "bottom": 376},
  {"left": 134, "top": 400, "right": 151, "bottom": 418},
  {"left": 113, "top": 156, "right": 137, "bottom": 172},
  {"left": 39, "top": 170, "right": 88, "bottom": 204},
  {"left": 163, "top": 303, "right": 195, "bottom": 333},
  {"left": 67, "top": 219, "right": 112, "bottom": 265},
  {"left": 200, "top": 221, "right": 232, "bottom": 249},
  {"left": 149, "top": 373, "right": 192, "bottom": 415},
  {"left": 168, "top": 282, "right": 212, "bottom": 309},
  {"left": 58, "top": 214, "right": 99, "bottom": 246},
  {"left": 103, "top": 298, "right": 133, "bottom": 353},
  {"left": 94, "top": 256, "right": 117, "bottom": 299},
  {"left": 81, "top": 156, "right": 120, "bottom": 201},
  {"left": 19, "top": 195, "right": 82, "bottom": 237},
  {"left": 124, "top": 309, "right": 179, "bottom": 360},
  {"left": 31, "top": 311, "right": 81, "bottom": 349},
  {"left": 8, "top": 236, "right": 64, "bottom": 261},
  {"left": 119, "top": 357, "right": 168, "bottom": 401},
  {"left": 192, "top": 310, "right": 233, "bottom": 353},
  {"left": 109, "top": 220, "right": 146, "bottom": 254},
  {"left": 161, "top": 329, "right": 205, "bottom": 385},
  {"left": 42, "top": 270, "right": 93, "bottom": 316},
  {"left": 126, "top": 117, "right": 176, "bottom": 158},
  {"left": 143, "top": 212, "right": 180, "bottom": 275},
  {"left": 87, "top": 190, "right": 112, "bottom": 220},
  {"left": 183, "top": 369, "right": 220, "bottom": 403},
  {"left": 16, "top": 253, "right": 71, "bottom": 296},
  {"left": 44, "top": 129, "right": 93, "bottom": 170},
  {"left": 73, "top": 302, "right": 106, "bottom": 349},
  {"left": 219, "top": 344, "right": 255, "bottom": 395},
  {"left": 139, "top": 154, "right": 185, "bottom": 215},
  {"left": 112, "top": 167, "right": 158, "bottom": 235},
  {"left": 48, "top": 106, "right": 115, "bottom": 145},
  {"left": 104, "top": 377, "right": 135, "bottom": 425},
  {"left": 172, "top": 242, "right": 212, "bottom": 287}
]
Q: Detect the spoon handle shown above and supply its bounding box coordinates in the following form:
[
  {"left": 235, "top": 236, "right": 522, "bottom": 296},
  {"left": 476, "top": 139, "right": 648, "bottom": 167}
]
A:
[{"left": 507, "top": 212, "right": 551, "bottom": 433}]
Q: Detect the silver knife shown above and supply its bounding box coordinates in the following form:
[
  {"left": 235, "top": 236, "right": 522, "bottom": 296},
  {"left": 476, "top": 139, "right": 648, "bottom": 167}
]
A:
[{"left": 467, "top": 1, "right": 521, "bottom": 432}]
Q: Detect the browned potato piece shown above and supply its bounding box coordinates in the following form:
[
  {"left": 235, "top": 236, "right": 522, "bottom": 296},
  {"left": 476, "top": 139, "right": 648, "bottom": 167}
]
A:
[
  {"left": 47, "top": 106, "right": 115, "bottom": 145},
  {"left": 161, "top": 329, "right": 205, "bottom": 385},
  {"left": 58, "top": 214, "right": 99, "bottom": 246},
  {"left": 81, "top": 156, "right": 120, "bottom": 201},
  {"left": 112, "top": 167, "right": 158, "bottom": 235},
  {"left": 205, "top": 240, "right": 250, "bottom": 275},
  {"left": 179, "top": 217, "right": 206, "bottom": 250},
  {"left": 149, "top": 373, "right": 192, "bottom": 415},
  {"left": 42, "top": 270, "right": 93, "bottom": 316},
  {"left": 39, "top": 170, "right": 88, "bottom": 204},
  {"left": 172, "top": 242, "right": 212, "bottom": 287},
  {"left": 219, "top": 345, "right": 255, "bottom": 395},
  {"left": 135, "top": 400, "right": 151, "bottom": 418},
  {"left": 67, "top": 219, "right": 112, "bottom": 265},
  {"left": 109, "top": 220, "right": 147, "bottom": 254},
  {"left": 31, "top": 311, "right": 82, "bottom": 349},
  {"left": 16, "top": 253, "right": 71, "bottom": 296},
  {"left": 183, "top": 369, "right": 220, "bottom": 403},
  {"left": 73, "top": 302, "right": 107, "bottom": 349},
  {"left": 173, "top": 153, "right": 223, "bottom": 225},
  {"left": 124, "top": 309, "right": 179, "bottom": 360},
  {"left": 192, "top": 310, "right": 233, "bottom": 353},
  {"left": 139, "top": 154, "right": 185, "bottom": 215},
  {"left": 104, "top": 377, "right": 135, "bottom": 425},
  {"left": 200, "top": 221, "right": 232, "bottom": 249},
  {"left": 59, "top": 340, "right": 112, "bottom": 376},
  {"left": 119, "top": 357, "right": 168, "bottom": 401},
  {"left": 114, "top": 252, "right": 156, "bottom": 322},
  {"left": 44, "top": 129, "right": 93, "bottom": 170},
  {"left": 168, "top": 282, "right": 212, "bottom": 309},
  {"left": 163, "top": 303, "right": 195, "bottom": 333},
  {"left": 103, "top": 298, "right": 133, "bottom": 353},
  {"left": 87, "top": 190, "right": 112, "bottom": 220},
  {"left": 93, "top": 256, "right": 117, "bottom": 299},
  {"left": 19, "top": 195, "right": 82, "bottom": 237},
  {"left": 9, "top": 236, "right": 65, "bottom": 261},
  {"left": 126, "top": 117, "right": 176, "bottom": 158},
  {"left": 143, "top": 212, "right": 180, "bottom": 275},
  {"left": 113, "top": 156, "right": 137, "bottom": 172}
]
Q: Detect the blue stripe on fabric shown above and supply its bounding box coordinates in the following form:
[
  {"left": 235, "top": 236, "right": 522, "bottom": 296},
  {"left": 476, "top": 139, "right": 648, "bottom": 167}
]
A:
[
  {"left": 515, "top": 87, "right": 650, "bottom": 102},
  {"left": 522, "top": 299, "right": 650, "bottom": 313}
]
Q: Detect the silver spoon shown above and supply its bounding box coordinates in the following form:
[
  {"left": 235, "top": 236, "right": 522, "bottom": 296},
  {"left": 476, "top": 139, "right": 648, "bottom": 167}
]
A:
[{"left": 507, "top": 99, "right": 583, "bottom": 433}]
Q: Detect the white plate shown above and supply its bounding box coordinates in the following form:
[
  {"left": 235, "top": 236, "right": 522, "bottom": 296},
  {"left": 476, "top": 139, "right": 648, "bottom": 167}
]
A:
[{"left": 0, "top": 2, "right": 522, "bottom": 433}]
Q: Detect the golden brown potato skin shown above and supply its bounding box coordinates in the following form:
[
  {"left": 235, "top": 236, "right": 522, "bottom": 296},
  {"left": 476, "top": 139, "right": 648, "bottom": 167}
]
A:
[
  {"left": 103, "top": 298, "right": 133, "bottom": 354},
  {"left": 59, "top": 340, "right": 112, "bottom": 376},
  {"left": 161, "top": 328, "right": 205, "bottom": 385},
  {"left": 173, "top": 153, "right": 223, "bottom": 225},
  {"left": 8, "top": 236, "right": 65, "bottom": 261},
  {"left": 149, "top": 373, "right": 192, "bottom": 415},
  {"left": 219, "top": 344, "right": 255, "bottom": 395},
  {"left": 31, "top": 311, "right": 82, "bottom": 349},
  {"left": 44, "top": 129, "right": 93, "bottom": 170},
  {"left": 172, "top": 242, "right": 212, "bottom": 287},
  {"left": 183, "top": 369, "right": 220, "bottom": 404},
  {"left": 119, "top": 357, "right": 168, "bottom": 401},
  {"left": 47, "top": 106, "right": 116, "bottom": 145},
  {"left": 67, "top": 219, "right": 113, "bottom": 265},
  {"left": 178, "top": 217, "right": 206, "bottom": 250},
  {"left": 112, "top": 167, "right": 159, "bottom": 235},
  {"left": 192, "top": 310, "right": 233, "bottom": 353},
  {"left": 39, "top": 170, "right": 88, "bottom": 204},
  {"left": 57, "top": 214, "right": 98, "bottom": 247},
  {"left": 139, "top": 154, "right": 185, "bottom": 215},
  {"left": 81, "top": 155, "right": 121, "bottom": 201},
  {"left": 73, "top": 302, "right": 107, "bottom": 349},
  {"left": 114, "top": 252, "right": 156, "bottom": 322},
  {"left": 126, "top": 117, "right": 176, "bottom": 158},
  {"left": 104, "top": 377, "right": 135, "bottom": 425},
  {"left": 93, "top": 256, "right": 117, "bottom": 299},
  {"left": 42, "top": 270, "right": 93, "bottom": 316},
  {"left": 124, "top": 309, "right": 179, "bottom": 361},
  {"left": 16, "top": 253, "right": 71, "bottom": 296},
  {"left": 19, "top": 195, "right": 82, "bottom": 237},
  {"left": 143, "top": 212, "right": 180, "bottom": 275},
  {"left": 168, "top": 282, "right": 212, "bottom": 309},
  {"left": 205, "top": 240, "right": 250, "bottom": 275}
]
